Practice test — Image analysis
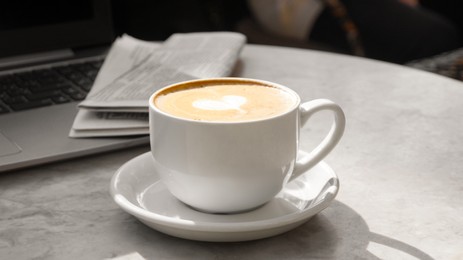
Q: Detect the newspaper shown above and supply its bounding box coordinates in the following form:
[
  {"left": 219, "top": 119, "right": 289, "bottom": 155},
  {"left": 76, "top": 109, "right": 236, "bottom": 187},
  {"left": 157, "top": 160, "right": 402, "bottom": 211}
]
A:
[{"left": 70, "top": 32, "right": 246, "bottom": 138}]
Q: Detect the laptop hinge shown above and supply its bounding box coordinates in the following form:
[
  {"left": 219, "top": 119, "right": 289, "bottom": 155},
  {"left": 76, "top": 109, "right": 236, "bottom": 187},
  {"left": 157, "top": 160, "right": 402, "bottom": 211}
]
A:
[{"left": 0, "top": 49, "right": 74, "bottom": 70}]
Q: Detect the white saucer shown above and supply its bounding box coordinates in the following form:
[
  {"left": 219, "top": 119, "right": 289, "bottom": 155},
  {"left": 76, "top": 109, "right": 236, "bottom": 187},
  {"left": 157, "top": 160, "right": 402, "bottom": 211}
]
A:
[{"left": 110, "top": 152, "right": 339, "bottom": 242}]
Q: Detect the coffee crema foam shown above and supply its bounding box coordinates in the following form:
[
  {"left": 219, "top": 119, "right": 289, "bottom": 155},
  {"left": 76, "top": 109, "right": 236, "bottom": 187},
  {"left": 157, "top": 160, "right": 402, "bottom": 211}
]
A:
[{"left": 154, "top": 84, "right": 296, "bottom": 122}]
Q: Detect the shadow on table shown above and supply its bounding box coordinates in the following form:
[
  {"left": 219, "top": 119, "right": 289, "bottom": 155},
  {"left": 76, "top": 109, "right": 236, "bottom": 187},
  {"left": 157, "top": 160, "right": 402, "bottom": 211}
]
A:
[{"left": 128, "top": 200, "right": 435, "bottom": 259}]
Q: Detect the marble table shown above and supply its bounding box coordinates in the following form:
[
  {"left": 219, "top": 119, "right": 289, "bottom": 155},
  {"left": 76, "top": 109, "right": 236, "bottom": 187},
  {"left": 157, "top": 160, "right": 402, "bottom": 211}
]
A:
[{"left": 1, "top": 44, "right": 462, "bottom": 259}]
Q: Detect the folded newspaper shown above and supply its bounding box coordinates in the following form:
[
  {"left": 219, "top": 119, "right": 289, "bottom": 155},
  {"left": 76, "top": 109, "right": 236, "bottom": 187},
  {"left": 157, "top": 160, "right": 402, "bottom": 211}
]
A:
[{"left": 70, "top": 32, "right": 246, "bottom": 138}]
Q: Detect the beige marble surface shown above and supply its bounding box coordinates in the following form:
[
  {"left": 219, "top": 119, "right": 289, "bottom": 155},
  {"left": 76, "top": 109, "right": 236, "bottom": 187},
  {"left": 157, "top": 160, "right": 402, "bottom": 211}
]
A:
[{"left": 1, "top": 44, "right": 463, "bottom": 259}]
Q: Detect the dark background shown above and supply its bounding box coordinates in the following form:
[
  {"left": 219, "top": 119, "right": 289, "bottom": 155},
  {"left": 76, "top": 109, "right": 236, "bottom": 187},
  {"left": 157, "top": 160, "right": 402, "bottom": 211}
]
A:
[
  {"left": 110, "top": 0, "right": 250, "bottom": 41},
  {"left": 110, "top": 0, "right": 463, "bottom": 41}
]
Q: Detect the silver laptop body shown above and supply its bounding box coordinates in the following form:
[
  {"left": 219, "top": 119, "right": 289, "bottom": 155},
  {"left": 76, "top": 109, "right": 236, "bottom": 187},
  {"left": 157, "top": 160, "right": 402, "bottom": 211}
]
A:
[{"left": 0, "top": 0, "right": 149, "bottom": 172}]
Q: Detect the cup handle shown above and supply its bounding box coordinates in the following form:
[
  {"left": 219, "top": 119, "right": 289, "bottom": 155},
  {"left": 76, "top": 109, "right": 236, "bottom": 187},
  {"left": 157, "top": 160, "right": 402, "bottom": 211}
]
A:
[{"left": 289, "top": 99, "right": 346, "bottom": 181}]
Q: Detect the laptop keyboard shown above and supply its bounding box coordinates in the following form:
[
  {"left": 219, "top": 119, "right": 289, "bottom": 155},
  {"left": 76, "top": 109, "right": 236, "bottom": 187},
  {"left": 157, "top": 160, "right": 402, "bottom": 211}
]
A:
[{"left": 0, "top": 58, "right": 103, "bottom": 114}]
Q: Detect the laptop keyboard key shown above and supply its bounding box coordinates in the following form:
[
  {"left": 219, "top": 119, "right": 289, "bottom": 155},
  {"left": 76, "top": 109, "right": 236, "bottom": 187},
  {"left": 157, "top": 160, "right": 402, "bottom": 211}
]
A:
[
  {"left": 62, "top": 86, "right": 87, "bottom": 100},
  {"left": 6, "top": 84, "right": 30, "bottom": 96},
  {"left": 0, "top": 105, "right": 10, "bottom": 114},
  {"left": 10, "top": 98, "right": 53, "bottom": 111},
  {"left": 29, "top": 82, "right": 71, "bottom": 93},
  {"left": 62, "top": 85, "right": 80, "bottom": 95},
  {"left": 74, "top": 77, "right": 93, "bottom": 90},
  {"left": 3, "top": 96, "right": 28, "bottom": 105},
  {"left": 52, "top": 96, "right": 71, "bottom": 104},
  {"left": 27, "top": 90, "right": 62, "bottom": 100},
  {"left": 70, "top": 92, "right": 86, "bottom": 101}
]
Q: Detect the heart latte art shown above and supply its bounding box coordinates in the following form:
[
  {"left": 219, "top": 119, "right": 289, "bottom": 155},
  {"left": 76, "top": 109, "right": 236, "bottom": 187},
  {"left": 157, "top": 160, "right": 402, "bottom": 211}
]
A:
[
  {"left": 154, "top": 83, "right": 296, "bottom": 122},
  {"left": 192, "top": 95, "right": 247, "bottom": 112}
]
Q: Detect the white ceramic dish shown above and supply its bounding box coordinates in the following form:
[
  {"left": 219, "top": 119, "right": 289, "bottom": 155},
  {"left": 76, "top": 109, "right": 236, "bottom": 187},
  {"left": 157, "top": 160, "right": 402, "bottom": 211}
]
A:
[{"left": 110, "top": 152, "right": 339, "bottom": 242}]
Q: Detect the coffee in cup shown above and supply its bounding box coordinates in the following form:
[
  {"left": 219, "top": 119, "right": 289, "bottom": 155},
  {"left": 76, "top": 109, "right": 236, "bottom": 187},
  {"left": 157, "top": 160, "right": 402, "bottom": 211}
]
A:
[
  {"left": 149, "top": 77, "right": 345, "bottom": 213},
  {"left": 154, "top": 82, "right": 296, "bottom": 122}
]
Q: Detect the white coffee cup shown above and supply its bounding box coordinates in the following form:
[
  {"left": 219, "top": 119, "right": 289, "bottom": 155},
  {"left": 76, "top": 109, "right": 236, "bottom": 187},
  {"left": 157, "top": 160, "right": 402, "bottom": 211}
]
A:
[{"left": 149, "top": 78, "right": 345, "bottom": 213}]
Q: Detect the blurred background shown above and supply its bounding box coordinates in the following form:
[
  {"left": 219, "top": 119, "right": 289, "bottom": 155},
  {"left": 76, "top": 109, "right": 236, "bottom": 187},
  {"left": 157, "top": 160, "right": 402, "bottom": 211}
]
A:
[{"left": 110, "top": 0, "right": 463, "bottom": 80}]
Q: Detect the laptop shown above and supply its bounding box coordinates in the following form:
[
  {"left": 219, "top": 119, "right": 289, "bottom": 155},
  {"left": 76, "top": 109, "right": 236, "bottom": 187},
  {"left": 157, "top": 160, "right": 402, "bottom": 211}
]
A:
[{"left": 0, "top": 0, "right": 149, "bottom": 172}]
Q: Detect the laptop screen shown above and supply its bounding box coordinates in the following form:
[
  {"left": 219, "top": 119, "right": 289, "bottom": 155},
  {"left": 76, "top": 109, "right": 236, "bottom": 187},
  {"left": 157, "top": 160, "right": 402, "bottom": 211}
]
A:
[{"left": 0, "top": 0, "right": 114, "bottom": 58}]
